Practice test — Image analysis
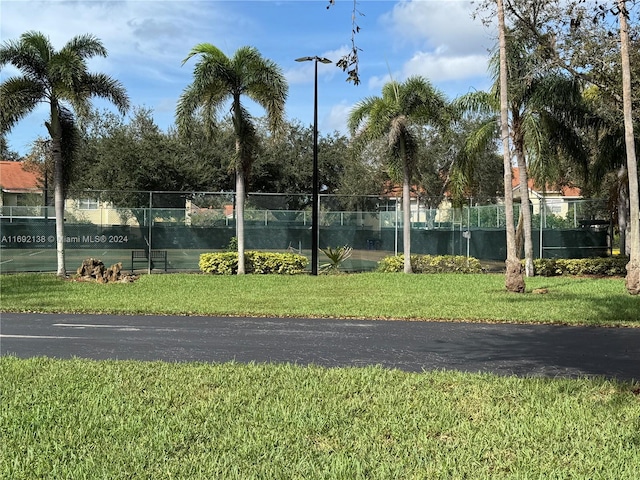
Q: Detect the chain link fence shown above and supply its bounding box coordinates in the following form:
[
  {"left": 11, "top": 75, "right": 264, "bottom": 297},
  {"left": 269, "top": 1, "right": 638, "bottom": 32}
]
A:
[{"left": 0, "top": 191, "right": 611, "bottom": 273}]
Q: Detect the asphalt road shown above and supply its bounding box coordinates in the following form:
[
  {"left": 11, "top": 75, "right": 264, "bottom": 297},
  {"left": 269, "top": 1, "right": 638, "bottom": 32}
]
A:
[{"left": 1, "top": 312, "right": 639, "bottom": 381}]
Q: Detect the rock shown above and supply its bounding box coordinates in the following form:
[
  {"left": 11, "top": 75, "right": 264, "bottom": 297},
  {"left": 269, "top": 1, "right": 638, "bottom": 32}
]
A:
[
  {"left": 105, "top": 262, "right": 122, "bottom": 283},
  {"left": 76, "top": 258, "right": 136, "bottom": 283}
]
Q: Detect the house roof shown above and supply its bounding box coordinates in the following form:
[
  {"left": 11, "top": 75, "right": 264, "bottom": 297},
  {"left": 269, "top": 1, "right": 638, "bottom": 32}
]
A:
[
  {"left": 380, "top": 181, "right": 424, "bottom": 199},
  {"left": 0, "top": 161, "right": 42, "bottom": 193},
  {"left": 511, "top": 167, "right": 581, "bottom": 197}
]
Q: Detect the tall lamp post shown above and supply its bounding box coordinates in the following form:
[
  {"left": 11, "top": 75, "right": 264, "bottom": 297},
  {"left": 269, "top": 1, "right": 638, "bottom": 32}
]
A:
[{"left": 295, "top": 55, "right": 331, "bottom": 275}]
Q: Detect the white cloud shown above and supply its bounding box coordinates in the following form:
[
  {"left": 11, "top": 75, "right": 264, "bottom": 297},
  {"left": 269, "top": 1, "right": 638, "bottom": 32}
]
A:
[
  {"left": 321, "top": 101, "right": 352, "bottom": 135},
  {"left": 363, "top": 1, "right": 493, "bottom": 94},
  {"left": 368, "top": 72, "right": 396, "bottom": 92},
  {"left": 1, "top": 1, "right": 241, "bottom": 80},
  {"left": 373, "top": 0, "right": 493, "bottom": 89},
  {"left": 367, "top": 51, "right": 487, "bottom": 88},
  {"left": 401, "top": 51, "right": 489, "bottom": 82},
  {"left": 382, "top": 0, "right": 494, "bottom": 56}
]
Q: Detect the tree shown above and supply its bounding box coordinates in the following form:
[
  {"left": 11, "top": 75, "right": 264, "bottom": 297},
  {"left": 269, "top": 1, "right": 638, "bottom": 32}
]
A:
[
  {"left": 0, "top": 31, "right": 129, "bottom": 277},
  {"left": 72, "top": 108, "right": 222, "bottom": 222},
  {"left": 618, "top": 0, "right": 640, "bottom": 294},
  {"left": 251, "top": 120, "right": 350, "bottom": 211},
  {"left": 337, "top": 139, "right": 389, "bottom": 201},
  {"left": 457, "top": 22, "right": 591, "bottom": 279},
  {"left": 498, "top": 0, "right": 639, "bottom": 294},
  {"left": 497, "top": 0, "right": 526, "bottom": 292},
  {"left": 575, "top": 86, "right": 634, "bottom": 255},
  {"left": 0, "top": 135, "right": 22, "bottom": 161},
  {"left": 348, "top": 76, "right": 449, "bottom": 274},
  {"left": 176, "top": 44, "right": 288, "bottom": 274},
  {"left": 23, "top": 137, "right": 53, "bottom": 210}
]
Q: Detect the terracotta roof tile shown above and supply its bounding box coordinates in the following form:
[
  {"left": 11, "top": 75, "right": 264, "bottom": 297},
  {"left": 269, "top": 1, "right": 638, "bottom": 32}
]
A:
[
  {"left": 512, "top": 167, "right": 581, "bottom": 197},
  {"left": 0, "top": 161, "right": 41, "bottom": 192}
]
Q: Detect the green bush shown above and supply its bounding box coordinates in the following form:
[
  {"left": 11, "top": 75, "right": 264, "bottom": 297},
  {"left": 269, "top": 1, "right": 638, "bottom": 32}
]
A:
[
  {"left": 377, "top": 255, "right": 405, "bottom": 273},
  {"left": 199, "top": 251, "right": 308, "bottom": 275},
  {"left": 378, "top": 254, "right": 483, "bottom": 274},
  {"left": 532, "top": 256, "right": 628, "bottom": 277},
  {"left": 320, "top": 245, "right": 353, "bottom": 274}
]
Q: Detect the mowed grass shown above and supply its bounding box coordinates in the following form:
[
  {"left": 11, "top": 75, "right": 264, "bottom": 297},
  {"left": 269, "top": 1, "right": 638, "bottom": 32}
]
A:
[
  {"left": 1, "top": 272, "right": 638, "bottom": 326},
  {"left": 2, "top": 357, "right": 640, "bottom": 479},
  {"left": 2, "top": 273, "right": 639, "bottom": 478}
]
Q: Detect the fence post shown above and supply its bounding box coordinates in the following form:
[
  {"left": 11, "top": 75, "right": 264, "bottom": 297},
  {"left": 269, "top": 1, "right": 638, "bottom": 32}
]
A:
[
  {"left": 148, "top": 191, "right": 152, "bottom": 274},
  {"left": 540, "top": 200, "right": 544, "bottom": 259}
]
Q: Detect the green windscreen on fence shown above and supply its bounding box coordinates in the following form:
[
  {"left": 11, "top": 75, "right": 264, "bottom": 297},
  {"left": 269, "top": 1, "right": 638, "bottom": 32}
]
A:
[{"left": 0, "top": 192, "right": 611, "bottom": 273}]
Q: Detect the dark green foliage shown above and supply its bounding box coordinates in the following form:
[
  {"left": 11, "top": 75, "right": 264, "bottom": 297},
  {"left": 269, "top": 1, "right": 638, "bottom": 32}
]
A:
[
  {"left": 378, "top": 254, "right": 483, "bottom": 274},
  {"left": 532, "top": 257, "right": 629, "bottom": 277},
  {"left": 251, "top": 121, "right": 351, "bottom": 209},
  {"left": 199, "top": 251, "right": 308, "bottom": 275},
  {"left": 72, "top": 108, "right": 224, "bottom": 201},
  {"left": 0, "top": 135, "right": 21, "bottom": 160},
  {"left": 226, "top": 237, "right": 238, "bottom": 252}
]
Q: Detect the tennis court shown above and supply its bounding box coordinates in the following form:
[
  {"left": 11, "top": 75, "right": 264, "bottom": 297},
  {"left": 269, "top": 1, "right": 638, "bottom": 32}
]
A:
[{"left": 0, "top": 247, "right": 389, "bottom": 274}]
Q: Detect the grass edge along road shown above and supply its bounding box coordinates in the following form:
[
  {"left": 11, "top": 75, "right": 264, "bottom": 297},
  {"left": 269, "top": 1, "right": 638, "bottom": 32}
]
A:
[
  {"left": 2, "top": 274, "right": 639, "bottom": 477},
  {"left": 1, "top": 272, "right": 638, "bottom": 326},
  {"left": 2, "top": 357, "right": 639, "bottom": 479}
]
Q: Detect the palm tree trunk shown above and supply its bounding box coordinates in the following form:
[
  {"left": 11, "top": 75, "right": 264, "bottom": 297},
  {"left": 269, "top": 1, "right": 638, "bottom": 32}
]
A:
[
  {"left": 618, "top": 165, "right": 629, "bottom": 256},
  {"left": 235, "top": 153, "right": 246, "bottom": 275},
  {"left": 497, "top": 0, "right": 525, "bottom": 293},
  {"left": 53, "top": 141, "right": 66, "bottom": 277},
  {"left": 515, "top": 206, "right": 524, "bottom": 257},
  {"left": 514, "top": 137, "right": 534, "bottom": 277},
  {"left": 48, "top": 105, "right": 66, "bottom": 278},
  {"left": 401, "top": 142, "right": 413, "bottom": 274},
  {"left": 619, "top": 0, "right": 640, "bottom": 294}
]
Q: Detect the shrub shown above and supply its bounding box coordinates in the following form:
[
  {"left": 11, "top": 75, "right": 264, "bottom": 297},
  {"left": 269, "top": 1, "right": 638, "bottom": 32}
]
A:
[
  {"left": 199, "top": 251, "right": 308, "bottom": 275},
  {"left": 377, "top": 255, "right": 405, "bottom": 273},
  {"left": 226, "top": 236, "right": 238, "bottom": 252},
  {"left": 531, "top": 256, "right": 628, "bottom": 277},
  {"left": 320, "top": 245, "right": 353, "bottom": 274},
  {"left": 199, "top": 252, "right": 237, "bottom": 275},
  {"left": 378, "top": 254, "right": 483, "bottom": 274}
]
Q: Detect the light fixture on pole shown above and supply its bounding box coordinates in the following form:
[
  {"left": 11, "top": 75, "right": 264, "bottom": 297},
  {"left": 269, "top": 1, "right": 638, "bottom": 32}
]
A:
[{"left": 295, "top": 55, "right": 331, "bottom": 275}]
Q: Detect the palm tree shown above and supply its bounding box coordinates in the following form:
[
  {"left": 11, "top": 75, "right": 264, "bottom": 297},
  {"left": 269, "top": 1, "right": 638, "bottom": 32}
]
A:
[
  {"left": 0, "top": 31, "right": 129, "bottom": 277},
  {"left": 457, "top": 25, "right": 591, "bottom": 282},
  {"left": 348, "top": 77, "right": 449, "bottom": 274},
  {"left": 176, "top": 44, "right": 287, "bottom": 275},
  {"left": 618, "top": 0, "right": 640, "bottom": 295},
  {"left": 497, "top": 0, "right": 525, "bottom": 292}
]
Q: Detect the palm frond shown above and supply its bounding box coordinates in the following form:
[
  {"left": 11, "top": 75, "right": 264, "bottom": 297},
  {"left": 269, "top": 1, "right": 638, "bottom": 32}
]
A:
[
  {"left": 0, "top": 76, "right": 44, "bottom": 133},
  {"left": 80, "top": 73, "right": 129, "bottom": 115},
  {"left": 62, "top": 34, "right": 107, "bottom": 60},
  {"left": 182, "top": 43, "right": 228, "bottom": 66},
  {"left": 348, "top": 96, "right": 381, "bottom": 134},
  {"left": 0, "top": 31, "right": 51, "bottom": 80},
  {"left": 239, "top": 49, "right": 287, "bottom": 137},
  {"left": 455, "top": 90, "right": 498, "bottom": 117}
]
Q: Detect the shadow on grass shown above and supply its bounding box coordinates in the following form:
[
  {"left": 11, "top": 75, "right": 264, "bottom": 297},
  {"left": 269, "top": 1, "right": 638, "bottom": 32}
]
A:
[{"left": 498, "top": 277, "right": 640, "bottom": 326}]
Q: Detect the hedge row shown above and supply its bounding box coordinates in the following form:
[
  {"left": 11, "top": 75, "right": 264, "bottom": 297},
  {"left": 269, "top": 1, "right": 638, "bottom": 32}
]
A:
[
  {"left": 377, "top": 254, "right": 483, "bottom": 274},
  {"left": 531, "top": 257, "right": 629, "bottom": 277},
  {"left": 199, "top": 251, "right": 627, "bottom": 276},
  {"left": 199, "top": 252, "right": 309, "bottom": 275}
]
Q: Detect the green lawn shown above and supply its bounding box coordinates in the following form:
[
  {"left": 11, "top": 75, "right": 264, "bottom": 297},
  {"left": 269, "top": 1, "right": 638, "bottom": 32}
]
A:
[
  {"left": 2, "top": 357, "right": 639, "bottom": 479},
  {"left": 2, "top": 272, "right": 639, "bottom": 478},
  {"left": 1, "top": 272, "right": 638, "bottom": 326}
]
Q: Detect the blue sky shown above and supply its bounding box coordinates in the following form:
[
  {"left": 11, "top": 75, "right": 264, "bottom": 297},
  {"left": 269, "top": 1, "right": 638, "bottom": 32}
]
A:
[{"left": 1, "top": 0, "right": 497, "bottom": 156}]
